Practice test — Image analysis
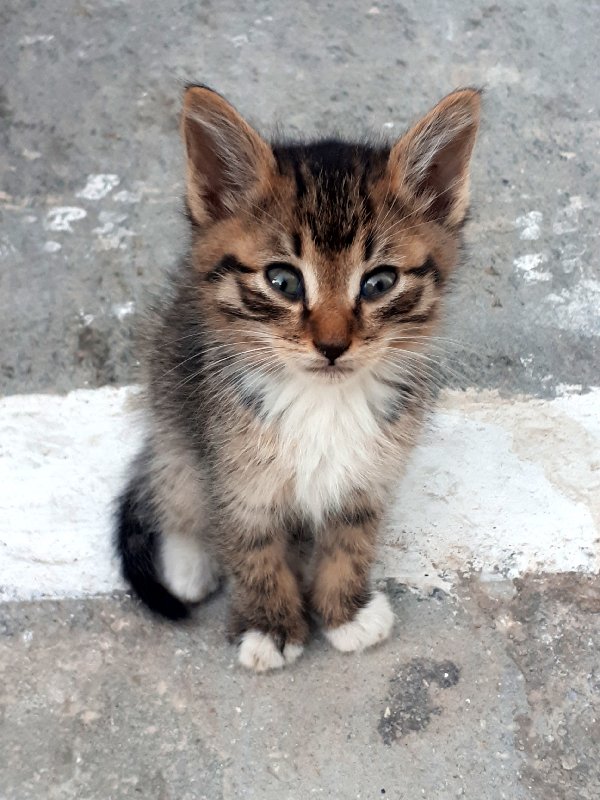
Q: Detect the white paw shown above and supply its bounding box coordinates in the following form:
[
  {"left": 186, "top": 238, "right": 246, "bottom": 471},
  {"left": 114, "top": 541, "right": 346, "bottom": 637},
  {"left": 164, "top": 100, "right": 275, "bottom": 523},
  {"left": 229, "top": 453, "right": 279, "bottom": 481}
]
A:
[
  {"left": 238, "top": 631, "right": 304, "bottom": 673},
  {"left": 324, "top": 592, "right": 394, "bottom": 653},
  {"left": 161, "top": 533, "right": 220, "bottom": 603}
]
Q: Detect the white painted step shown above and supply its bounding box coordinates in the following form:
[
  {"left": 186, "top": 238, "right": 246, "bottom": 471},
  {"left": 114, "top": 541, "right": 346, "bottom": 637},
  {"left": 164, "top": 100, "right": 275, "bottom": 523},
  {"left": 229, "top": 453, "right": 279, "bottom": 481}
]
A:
[{"left": 1, "top": 385, "right": 598, "bottom": 602}]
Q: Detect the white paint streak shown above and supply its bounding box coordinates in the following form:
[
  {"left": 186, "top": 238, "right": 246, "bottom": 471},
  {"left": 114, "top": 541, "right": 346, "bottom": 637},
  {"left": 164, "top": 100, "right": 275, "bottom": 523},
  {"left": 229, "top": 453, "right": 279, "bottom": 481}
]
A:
[
  {"left": 513, "top": 253, "right": 551, "bottom": 282},
  {"left": 0, "top": 387, "right": 142, "bottom": 602},
  {"left": 22, "top": 149, "right": 41, "bottom": 161},
  {"left": 92, "top": 210, "right": 128, "bottom": 235},
  {"left": 560, "top": 242, "right": 586, "bottom": 274},
  {"left": 515, "top": 210, "right": 542, "bottom": 241},
  {"left": 546, "top": 280, "right": 600, "bottom": 335},
  {"left": 112, "top": 301, "right": 136, "bottom": 320},
  {"left": 44, "top": 207, "right": 87, "bottom": 232},
  {"left": 1, "top": 387, "right": 598, "bottom": 602},
  {"left": 79, "top": 311, "right": 95, "bottom": 327},
  {"left": 92, "top": 211, "right": 135, "bottom": 250},
  {"left": 19, "top": 34, "right": 55, "bottom": 46},
  {"left": 43, "top": 241, "right": 62, "bottom": 253},
  {"left": 0, "top": 236, "right": 17, "bottom": 259},
  {"left": 485, "top": 65, "right": 520, "bottom": 85},
  {"left": 553, "top": 195, "right": 584, "bottom": 235},
  {"left": 384, "top": 389, "right": 600, "bottom": 590},
  {"left": 76, "top": 174, "right": 120, "bottom": 201},
  {"left": 555, "top": 383, "right": 584, "bottom": 397},
  {"left": 113, "top": 189, "right": 141, "bottom": 204}
]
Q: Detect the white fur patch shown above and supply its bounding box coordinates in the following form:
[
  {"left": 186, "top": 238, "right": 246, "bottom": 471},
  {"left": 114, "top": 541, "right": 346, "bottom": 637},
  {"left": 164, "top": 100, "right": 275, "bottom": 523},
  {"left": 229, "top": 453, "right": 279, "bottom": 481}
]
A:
[
  {"left": 324, "top": 592, "right": 394, "bottom": 652},
  {"left": 160, "top": 533, "right": 220, "bottom": 602},
  {"left": 256, "top": 370, "right": 397, "bottom": 522},
  {"left": 238, "top": 630, "right": 304, "bottom": 672}
]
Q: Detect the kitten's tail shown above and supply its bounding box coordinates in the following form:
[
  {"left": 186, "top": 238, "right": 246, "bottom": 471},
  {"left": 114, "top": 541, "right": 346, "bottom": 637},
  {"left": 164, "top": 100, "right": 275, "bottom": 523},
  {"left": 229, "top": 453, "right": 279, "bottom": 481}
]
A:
[{"left": 115, "top": 481, "right": 190, "bottom": 621}]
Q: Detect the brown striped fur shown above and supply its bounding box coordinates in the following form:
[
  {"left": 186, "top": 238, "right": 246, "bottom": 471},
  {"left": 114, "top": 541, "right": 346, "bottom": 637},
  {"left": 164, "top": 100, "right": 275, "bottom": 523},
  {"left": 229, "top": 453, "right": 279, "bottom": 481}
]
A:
[{"left": 115, "top": 85, "right": 480, "bottom": 670}]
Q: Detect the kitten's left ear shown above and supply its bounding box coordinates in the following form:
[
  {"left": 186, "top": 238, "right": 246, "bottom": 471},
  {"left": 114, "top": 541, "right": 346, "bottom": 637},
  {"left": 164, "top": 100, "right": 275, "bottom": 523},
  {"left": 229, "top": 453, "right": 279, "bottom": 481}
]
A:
[
  {"left": 389, "top": 88, "right": 481, "bottom": 228},
  {"left": 181, "top": 85, "right": 276, "bottom": 224}
]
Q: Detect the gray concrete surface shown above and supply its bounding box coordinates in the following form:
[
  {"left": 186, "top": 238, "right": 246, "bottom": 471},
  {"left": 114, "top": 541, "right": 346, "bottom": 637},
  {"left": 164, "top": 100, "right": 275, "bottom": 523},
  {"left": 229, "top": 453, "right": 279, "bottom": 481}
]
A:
[
  {"left": 1, "top": 0, "right": 599, "bottom": 396},
  {"left": 2, "top": 577, "right": 600, "bottom": 799},
  {"left": 2, "top": 1, "right": 600, "bottom": 798}
]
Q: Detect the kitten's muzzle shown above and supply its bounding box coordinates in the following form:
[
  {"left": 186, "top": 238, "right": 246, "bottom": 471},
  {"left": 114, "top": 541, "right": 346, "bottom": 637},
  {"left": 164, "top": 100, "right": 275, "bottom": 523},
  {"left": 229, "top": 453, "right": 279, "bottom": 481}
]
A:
[{"left": 314, "top": 340, "right": 350, "bottom": 365}]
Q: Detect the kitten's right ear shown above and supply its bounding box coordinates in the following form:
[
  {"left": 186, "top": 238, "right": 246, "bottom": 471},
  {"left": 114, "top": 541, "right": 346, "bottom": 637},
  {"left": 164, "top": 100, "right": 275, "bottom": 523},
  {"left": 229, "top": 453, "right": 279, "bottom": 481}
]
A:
[{"left": 181, "top": 85, "right": 275, "bottom": 224}]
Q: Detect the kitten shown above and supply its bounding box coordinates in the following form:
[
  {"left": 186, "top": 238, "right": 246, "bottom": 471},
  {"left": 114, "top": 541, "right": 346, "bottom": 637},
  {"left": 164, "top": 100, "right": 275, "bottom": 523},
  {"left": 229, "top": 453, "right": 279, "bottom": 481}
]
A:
[{"left": 116, "top": 85, "right": 480, "bottom": 672}]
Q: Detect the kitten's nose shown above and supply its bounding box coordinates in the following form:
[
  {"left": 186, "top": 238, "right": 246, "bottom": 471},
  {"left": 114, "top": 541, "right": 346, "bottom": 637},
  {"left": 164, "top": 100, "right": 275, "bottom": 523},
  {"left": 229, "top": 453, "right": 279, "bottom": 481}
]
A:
[{"left": 314, "top": 341, "right": 350, "bottom": 364}]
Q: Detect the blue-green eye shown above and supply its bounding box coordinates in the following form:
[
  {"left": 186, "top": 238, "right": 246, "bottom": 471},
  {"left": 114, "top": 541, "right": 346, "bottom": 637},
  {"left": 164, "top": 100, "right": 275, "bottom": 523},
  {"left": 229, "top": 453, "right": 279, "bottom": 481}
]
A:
[
  {"left": 266, "top": 263, "right": 304, "bottom": 300},
  {"left": 360, "top": 268, "right": 397, "bottom": 300}
]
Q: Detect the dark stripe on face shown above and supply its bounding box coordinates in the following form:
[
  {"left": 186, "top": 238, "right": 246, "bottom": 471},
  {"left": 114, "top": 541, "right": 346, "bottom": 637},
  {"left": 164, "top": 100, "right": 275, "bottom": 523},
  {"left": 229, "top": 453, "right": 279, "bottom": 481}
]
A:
[
  {"left": 378, "top": 286, "right": 423, "bottom": 320},
  {"left": 293, "top": 161, "right": 307, "bottom": 200},
  {"left": 237, "top": 282, "right": 286, "bottom": 321},
  {"left": 207, "top": 254, "right": 255, "bottom": 283},
  {"left": 382, "top": 380, "right": 415, "bottom": 397},
  {"left": 399, "top": 311, "right": 434, "bottom": 324},
  {"left": 364, "top": 230, "right": 376, "bottom": 261},
  {"left": 305, "top": 209, "right": 359, "bottom": 252},
  {"left": 216, "top": 304, "right": 258, "bottom": 322},
  {"left": 292, "top": 232, "right": 302, "bottom": 258},
  {"left": 405, "top": 256, "right": 442, "bottom": 285}
]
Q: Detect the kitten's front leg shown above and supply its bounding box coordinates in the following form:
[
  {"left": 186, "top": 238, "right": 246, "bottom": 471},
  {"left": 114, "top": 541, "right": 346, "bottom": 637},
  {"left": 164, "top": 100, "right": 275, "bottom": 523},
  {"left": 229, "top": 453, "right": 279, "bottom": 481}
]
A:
[
  {"left": 311, "top": 515, "right": 394, "bottom": 652},
  {"left": 226, "top": 534, "right": 308, "bottom": 672}
]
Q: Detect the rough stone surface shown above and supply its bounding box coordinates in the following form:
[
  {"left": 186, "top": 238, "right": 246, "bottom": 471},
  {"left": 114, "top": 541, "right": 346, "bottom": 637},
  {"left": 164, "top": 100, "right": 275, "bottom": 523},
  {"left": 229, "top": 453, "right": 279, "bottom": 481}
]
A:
[
  {"left": 1, "top": 0, "right": 599, "bottom": 395},
  {"left": 2, "top": 578, "right": 600, "bottom": 799},
  {"left": 1, "top": 2, "right": 599, "bottom": 798}
]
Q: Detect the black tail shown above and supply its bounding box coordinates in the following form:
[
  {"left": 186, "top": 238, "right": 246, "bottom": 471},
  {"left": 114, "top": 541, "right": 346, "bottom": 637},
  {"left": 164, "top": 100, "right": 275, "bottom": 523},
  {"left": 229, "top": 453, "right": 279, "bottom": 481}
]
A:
[{"left": 115, "top": 483, "right": 190, "bottom": 621}]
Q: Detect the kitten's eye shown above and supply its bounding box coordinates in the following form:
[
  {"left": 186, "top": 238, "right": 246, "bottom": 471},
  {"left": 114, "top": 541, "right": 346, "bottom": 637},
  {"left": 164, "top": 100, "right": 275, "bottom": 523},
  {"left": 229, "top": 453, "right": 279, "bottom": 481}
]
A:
[
  {"left": 360, "top": 268, "right": 397, "bottom": 300},
  {"left": 266, "top": 263, "right": 304, "bottom": 300}
]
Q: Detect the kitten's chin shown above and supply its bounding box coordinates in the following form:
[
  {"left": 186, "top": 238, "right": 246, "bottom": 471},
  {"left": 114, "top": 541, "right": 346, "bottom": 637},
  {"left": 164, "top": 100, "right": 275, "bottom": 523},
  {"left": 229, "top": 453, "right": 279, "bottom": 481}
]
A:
[{"left": 304, "top": 364, "right": 355, "bottom": 382}]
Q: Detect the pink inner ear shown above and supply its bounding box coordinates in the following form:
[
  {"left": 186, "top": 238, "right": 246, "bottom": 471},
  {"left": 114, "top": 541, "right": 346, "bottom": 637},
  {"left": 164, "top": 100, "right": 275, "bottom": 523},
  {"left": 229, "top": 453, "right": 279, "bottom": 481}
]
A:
[
  {"left": 422, "top": 129, "right": 474, "bottom": 221},
  {"left": 185, "top": 119, "right": 231, "bottom": 218},
  {"left": 181, "top": 88, "right": 275, "bottom": 223},
  {"left": 390, "top": 89, "right": 481, "bottom": 225}
]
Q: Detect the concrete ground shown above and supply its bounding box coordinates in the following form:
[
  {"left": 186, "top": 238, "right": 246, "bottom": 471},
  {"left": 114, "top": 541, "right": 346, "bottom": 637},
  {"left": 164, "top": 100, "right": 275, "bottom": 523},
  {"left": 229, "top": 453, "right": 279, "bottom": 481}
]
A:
[{"left": 1, "top": 1, "right": 599, "bottom": 798}]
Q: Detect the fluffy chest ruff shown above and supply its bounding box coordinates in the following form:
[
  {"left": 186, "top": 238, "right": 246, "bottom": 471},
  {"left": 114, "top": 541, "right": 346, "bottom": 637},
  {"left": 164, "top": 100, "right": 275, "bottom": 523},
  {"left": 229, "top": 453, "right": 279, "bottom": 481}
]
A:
[{"left": 248, "top": 369, "right": 405, "bottom": 522}]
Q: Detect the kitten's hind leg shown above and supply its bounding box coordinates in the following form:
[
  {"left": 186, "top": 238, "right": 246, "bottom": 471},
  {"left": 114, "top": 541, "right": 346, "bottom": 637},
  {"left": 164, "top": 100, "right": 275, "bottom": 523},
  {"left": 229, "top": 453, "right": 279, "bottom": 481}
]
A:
[
  {"left": 116, "top": 478, "right": 190, "bottom": 620},
  {"left": 161, "top": 532, "right": 220, "bottom": 603},
  {"left": 116, "top": 440, "right": 221, "bottom": 617},
  {"left": 150, "top": 440, "right": 222, "bottom": 604}
]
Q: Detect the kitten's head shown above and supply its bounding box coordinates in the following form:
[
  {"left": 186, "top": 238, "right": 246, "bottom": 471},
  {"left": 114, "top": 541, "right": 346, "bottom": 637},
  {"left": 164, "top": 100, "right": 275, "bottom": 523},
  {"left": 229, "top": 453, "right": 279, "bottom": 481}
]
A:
[{"left": 181, "top": 86, "right": 480, "bottom": 383}]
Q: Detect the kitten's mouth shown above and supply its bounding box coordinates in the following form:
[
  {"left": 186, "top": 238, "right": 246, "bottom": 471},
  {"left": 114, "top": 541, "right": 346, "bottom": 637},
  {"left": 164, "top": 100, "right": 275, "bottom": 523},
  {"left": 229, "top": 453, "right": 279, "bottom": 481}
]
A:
[{"left": 306, "top": 364, "right": 354, "bottom": 378}]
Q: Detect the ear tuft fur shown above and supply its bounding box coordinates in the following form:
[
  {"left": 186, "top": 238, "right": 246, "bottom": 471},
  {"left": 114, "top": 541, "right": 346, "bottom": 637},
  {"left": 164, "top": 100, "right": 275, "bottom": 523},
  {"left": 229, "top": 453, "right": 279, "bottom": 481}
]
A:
[
  {"left": 181, "top": 86, "right": 275, "bottom": 224},
  {"left": 390, "top": 88, "right": 481, "bottom": 227}
]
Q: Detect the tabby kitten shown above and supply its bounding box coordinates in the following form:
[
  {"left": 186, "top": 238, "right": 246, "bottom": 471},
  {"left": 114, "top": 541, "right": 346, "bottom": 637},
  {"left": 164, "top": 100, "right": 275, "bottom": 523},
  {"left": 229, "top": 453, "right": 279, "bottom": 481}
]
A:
[{"left": 116, "top": 85, "right": 480, "bottom": 672}]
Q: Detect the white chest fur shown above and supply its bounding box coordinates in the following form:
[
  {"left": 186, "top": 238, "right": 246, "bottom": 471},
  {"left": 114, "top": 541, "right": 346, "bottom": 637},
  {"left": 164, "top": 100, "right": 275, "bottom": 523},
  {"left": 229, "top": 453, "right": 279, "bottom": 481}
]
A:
[{"left": 257, "top": 370, "right": 397, "bottom": 522}]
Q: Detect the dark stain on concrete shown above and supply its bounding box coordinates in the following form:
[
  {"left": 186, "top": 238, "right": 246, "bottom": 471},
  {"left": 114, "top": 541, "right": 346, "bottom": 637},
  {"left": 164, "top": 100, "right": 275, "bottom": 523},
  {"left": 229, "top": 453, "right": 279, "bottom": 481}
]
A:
[
  {"left": 76, "top": 324, "right": 117, "bottom": 386},
  {"left": 0, "top": 87, "right": 11, "bottom": 120},
  {"left": 471, "top": 573, "right": 600, "bottom": 800},
  {"left": 378, "top": 658, "right": 460, "bottom": 745}
]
